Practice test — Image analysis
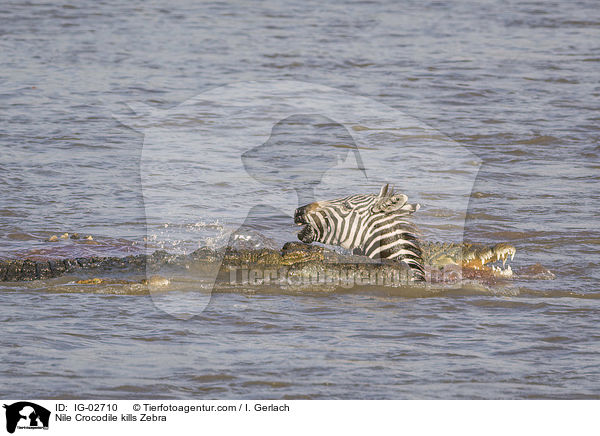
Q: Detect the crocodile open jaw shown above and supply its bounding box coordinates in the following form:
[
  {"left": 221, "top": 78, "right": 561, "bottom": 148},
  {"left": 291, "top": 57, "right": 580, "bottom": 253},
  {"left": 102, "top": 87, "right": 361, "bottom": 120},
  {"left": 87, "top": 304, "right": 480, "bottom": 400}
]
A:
[{"left": 463, "top": 243, "right": 516, "bottom": 277}]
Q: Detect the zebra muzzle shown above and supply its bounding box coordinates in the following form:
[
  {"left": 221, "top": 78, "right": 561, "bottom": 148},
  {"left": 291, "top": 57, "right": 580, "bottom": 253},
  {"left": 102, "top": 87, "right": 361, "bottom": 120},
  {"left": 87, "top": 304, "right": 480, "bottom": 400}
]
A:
[
  {"left": 294, "top": 206, "right": 307, "bottom": 225},
  {"left": 294, "top": 206, "right": 317, "bottom": 243}
]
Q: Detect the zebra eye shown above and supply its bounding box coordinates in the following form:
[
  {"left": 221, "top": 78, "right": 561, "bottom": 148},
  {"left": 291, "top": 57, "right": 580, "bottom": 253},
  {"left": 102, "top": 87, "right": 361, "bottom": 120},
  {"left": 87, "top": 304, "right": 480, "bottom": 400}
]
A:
[{"left": 342, "top": 201, "right": 352, "bottom": 209}]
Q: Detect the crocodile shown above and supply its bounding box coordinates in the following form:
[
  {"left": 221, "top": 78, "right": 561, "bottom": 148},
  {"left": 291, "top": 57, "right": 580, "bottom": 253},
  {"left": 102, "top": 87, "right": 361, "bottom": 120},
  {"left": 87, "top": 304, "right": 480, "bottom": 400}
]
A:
[{"left": 0, "top": 239, "right": 517, "bottom": 285}]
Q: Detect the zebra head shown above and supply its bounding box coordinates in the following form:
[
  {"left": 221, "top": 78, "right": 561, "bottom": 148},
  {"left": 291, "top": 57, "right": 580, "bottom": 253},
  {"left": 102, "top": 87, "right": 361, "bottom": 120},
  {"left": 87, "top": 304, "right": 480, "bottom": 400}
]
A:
[{"left": 294, "top": 184, "right": 424, "bottom": 278}]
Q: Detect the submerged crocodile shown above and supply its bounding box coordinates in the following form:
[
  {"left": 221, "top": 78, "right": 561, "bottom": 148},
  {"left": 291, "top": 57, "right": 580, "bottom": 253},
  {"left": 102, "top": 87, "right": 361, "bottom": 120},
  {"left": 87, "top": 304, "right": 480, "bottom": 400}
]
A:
[
  {"left": 0, "top": 239, "right": 517, "bottom": 285},
  {"left": 1, "top": 186, "right": 528, "bottom": 285}
]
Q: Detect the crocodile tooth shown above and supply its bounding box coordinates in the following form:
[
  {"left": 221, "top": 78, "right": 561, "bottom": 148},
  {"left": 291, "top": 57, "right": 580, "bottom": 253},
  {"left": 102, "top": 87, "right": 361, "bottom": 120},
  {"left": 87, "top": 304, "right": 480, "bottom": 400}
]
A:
[
  {"left": 502, "top": 256, "right": 506, "bottom": 267},
  {"left": 511, "top": 252, "right": 515, "bottom": 261}
]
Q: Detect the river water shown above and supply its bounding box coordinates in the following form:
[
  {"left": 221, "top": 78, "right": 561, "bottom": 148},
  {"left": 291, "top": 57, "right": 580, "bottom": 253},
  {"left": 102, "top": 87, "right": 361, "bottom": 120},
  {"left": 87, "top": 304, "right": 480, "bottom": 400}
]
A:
[{"left": 1, "top": 0, "right": 599, "bottom": 399}]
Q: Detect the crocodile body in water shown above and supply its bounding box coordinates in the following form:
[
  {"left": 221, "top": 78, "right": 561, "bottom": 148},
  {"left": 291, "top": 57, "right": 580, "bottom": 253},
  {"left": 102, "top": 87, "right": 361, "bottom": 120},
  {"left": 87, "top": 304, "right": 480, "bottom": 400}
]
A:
[
  {"left": 1, "top": 185, "right": 545, "bottom": 287},
  {"left": 0, "top": 240, "right": 519, "bottom": 285}
]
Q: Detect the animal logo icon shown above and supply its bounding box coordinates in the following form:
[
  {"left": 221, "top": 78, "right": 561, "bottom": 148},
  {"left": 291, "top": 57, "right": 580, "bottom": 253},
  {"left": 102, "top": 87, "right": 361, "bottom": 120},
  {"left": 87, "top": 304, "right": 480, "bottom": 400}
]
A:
[
  {"left": 3, "top": 402, "right": 50, "bottom": 434},
  {"left": 242, "top": 113, "right": 367, "bottom": 205},
  {"left": 115, "top": 80, "right": 480, "bottom": 318}
]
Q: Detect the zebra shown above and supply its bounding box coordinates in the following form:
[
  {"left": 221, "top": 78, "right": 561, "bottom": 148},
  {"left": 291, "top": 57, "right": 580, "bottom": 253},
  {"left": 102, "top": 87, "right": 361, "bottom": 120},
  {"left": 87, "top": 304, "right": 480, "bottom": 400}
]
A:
[{"left": 293, "top": 184, "right": 424, "bottom": 280}]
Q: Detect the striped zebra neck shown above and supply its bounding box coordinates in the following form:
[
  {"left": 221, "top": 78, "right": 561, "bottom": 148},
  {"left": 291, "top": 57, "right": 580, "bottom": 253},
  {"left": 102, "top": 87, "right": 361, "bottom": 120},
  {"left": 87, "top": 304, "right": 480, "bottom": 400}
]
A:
[{"left": 356, "top": 218, "right": 423, "bottom": 276}]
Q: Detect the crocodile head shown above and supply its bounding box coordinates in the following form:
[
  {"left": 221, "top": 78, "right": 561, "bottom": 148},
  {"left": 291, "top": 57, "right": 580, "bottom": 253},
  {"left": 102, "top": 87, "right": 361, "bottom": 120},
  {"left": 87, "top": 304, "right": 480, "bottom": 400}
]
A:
[
  {"left": 462, "top": 243, "right": 516, "bottom": 277},
  {"left": 421, "top": 241, "right": 516, "bottom": 279}
]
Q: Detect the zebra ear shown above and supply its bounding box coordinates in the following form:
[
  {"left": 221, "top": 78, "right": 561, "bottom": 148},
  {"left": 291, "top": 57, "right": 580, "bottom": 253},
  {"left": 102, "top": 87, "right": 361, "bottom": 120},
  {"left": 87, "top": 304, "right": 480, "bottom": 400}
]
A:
[{"left": 378, "top": 184, "right": 390, "bottom": 198}]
